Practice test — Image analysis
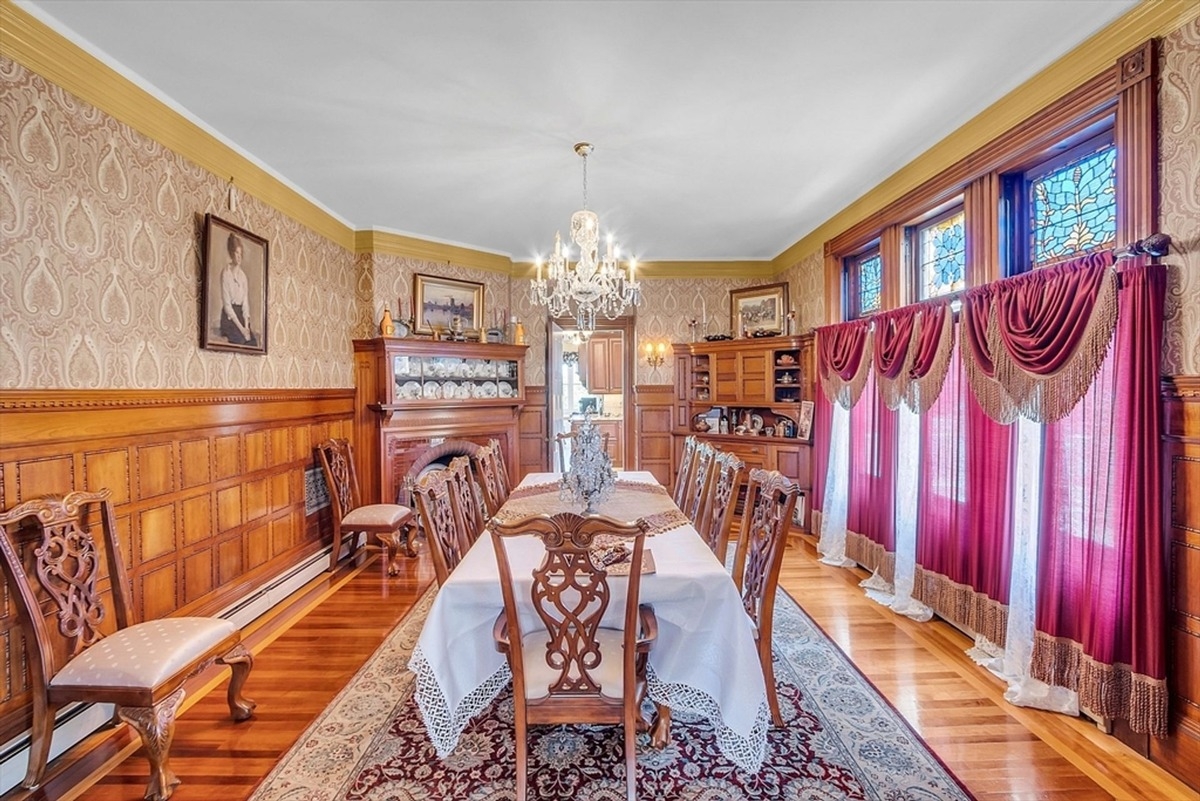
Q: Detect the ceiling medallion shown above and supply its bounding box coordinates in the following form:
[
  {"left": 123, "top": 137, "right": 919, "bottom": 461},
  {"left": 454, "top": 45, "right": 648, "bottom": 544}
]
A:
[{"left": 531, "top": 142, "right": 640, "bottom": 332}]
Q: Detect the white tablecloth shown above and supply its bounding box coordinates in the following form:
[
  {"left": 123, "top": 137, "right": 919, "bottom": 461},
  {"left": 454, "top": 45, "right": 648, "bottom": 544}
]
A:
[{"left": 408, "top": 471, "right": 769, "bottom": 772}]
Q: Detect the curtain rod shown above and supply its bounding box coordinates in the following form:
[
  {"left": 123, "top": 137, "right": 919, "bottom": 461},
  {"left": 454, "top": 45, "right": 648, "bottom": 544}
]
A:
[{"left": 1113, "top": 233, "right": 1170, "bottom": 260}]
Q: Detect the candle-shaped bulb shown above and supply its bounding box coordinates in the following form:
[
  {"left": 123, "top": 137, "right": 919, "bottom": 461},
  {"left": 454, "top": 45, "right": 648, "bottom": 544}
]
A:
[
  {"left": 536, "top": 258, "right": 542, "bottom": 282},
  {"left": 606, "top": 234, "right": 614, "bottom": 259},
  {"left": 629, "top": 258, "right": 637, "bottom": 282},
  {"left": 554, "top": 231, "right": 561, "bottom": 257}
]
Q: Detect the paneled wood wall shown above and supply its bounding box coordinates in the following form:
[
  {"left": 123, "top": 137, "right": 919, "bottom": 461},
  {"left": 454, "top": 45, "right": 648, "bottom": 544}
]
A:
[
  {"left": 633, "top": 385, "right": 674, "bottom": 486},
  {"left": 1156, "top": 375, "right": 1200, "bottom": 791},
  {"left": 0, "top": 389, "right": 354, "bottom": 744}
]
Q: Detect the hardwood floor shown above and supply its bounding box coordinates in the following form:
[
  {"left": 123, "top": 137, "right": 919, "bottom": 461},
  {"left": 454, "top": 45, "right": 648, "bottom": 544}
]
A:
[{"left": 13, "top": 538, "right": 1197, "bottom": 800}]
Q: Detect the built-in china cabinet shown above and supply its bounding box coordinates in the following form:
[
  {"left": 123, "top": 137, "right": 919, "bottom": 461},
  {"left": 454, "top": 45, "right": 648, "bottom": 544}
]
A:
[
  {"left": 353, "top": 338, "right": 528, "bottom": 506},
  {"left": 672, "top": 333, "right": 816, "bottom": 528}
]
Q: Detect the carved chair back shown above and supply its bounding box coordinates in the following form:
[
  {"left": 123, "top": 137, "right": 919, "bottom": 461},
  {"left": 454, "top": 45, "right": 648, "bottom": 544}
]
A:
[
  {"left": 488, "top": 438, "right": 513, "bottom": 499},
  {"left": 315, "top": 437, "right": 360, "bottom": 524},
  {"left": 696, "top": 450, "right": 746, "bottom": 559},
  {"left": 471, "top": 441, "right": 509, "bottom": 516},
  {"left": 489, "top": 511, "right": 655, "bottom": 801},
  {"left": 412, "top": 469, "right": 470, "bottom": 584},
  {"left": 672, "top": 435, "right": 699, "bottom": 508},
  {"left": 555, "top": 430, "right": 611, "bottom": 472},
  {"left": 683, "top": 441, "right": 718, "bottom": 520},
  {"left": 0, "top": 490, "right": 128, "bottom": 682},
  {"left": 447, "top": 455, "right": 486, "bottom": 546},
  {"left": 730, "top": 468, "right": 799, "bottom": 726}
]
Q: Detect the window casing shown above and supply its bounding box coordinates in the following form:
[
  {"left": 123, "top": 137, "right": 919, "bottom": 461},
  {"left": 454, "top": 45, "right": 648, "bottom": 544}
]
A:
[
  {"left": 1002, "top": 129, "right": 1116, "bottom": 275},
  {"left": 845, "top": 248, "right": 882, "bottom": 319}
]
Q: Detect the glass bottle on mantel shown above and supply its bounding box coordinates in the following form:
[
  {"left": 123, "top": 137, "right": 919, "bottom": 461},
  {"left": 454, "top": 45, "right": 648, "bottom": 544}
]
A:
[
  {"left": 511, "top": 316, "right": 526, "bottom": 345},
  {"left": 379, "top": 307, "right": 395, "bottom": 337}
]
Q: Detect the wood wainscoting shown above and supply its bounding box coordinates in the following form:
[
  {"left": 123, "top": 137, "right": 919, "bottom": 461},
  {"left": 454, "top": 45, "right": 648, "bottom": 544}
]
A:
[
  {"left": 1157, "top": 375, "right": 1200, "bottom": 792},
  {"left": 519, "top": 386, "right": 549, "bottom": 478},
  {"left": 0, "top": 388, "right": 354, "bottom": 746},
  {"left": 633, "top": 385, "right": 674, "bottom": 486}
]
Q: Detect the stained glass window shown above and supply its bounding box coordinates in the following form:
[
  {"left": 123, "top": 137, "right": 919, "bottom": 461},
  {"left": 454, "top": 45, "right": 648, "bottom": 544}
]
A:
[
  {"left": 918, "top": 210, "right": 965, "bottom": 299},
  {"left": 857, "top": 253, "right": 882, "bottom": 316},
  {"left": 1029, "top": 144, "right": 1116, "bottom": 266}
]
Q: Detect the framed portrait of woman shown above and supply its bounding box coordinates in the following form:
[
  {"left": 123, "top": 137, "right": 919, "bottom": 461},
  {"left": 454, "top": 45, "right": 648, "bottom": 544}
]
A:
[{"left": 201, "top": 214, "right": 269, "bottom": 354}]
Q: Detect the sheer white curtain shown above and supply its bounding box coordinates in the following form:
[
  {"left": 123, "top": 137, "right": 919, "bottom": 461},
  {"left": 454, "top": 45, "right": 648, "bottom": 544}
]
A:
[
  {"left": 817, "top": 402, "right": 855, "bottom": 567},
  {"left": 969, "top": 416, "right": 1077, "bottom": 714}
]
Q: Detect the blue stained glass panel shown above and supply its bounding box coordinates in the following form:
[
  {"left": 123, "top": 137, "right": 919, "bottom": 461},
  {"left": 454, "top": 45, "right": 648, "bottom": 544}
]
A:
[
  {"left": 919, "top": 211, "right": 965, "bottom": 299},
  {"left": 858, "top": 254, "right": 882, "bottom": 315},
  {"left": 1030, "top": 145, "right": 1116, "bottom": 265}
]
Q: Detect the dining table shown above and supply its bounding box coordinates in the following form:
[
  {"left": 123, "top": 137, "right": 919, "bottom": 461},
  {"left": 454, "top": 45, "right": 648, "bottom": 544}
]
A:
[{"left": 408, "top": 470, "right": 769, "bottom": 773}]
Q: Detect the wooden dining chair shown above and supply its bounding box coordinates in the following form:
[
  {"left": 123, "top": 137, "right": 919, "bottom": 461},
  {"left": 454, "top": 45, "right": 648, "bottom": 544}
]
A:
[
  {"left": 682, "top": 441, "right": 718, "bottom": 521},
  {"left": 317, "top": 438, "right": 414, "bottom": 575},
  {"left": 446, "top": 455, "right": 486, "bottom": 546},
  {"left": 730, "top": 468, "right": 800, "bottom": 727},
  {"left": 472, "top": 441, "right": 510, "bottom": 516},
  {"left": 490, "top": 512, "right": 656, "bottom": 801},
  {"left": 412, "top": 468, "right": 471, "bottom": 585},
  {"left": 488, "top": 437, "right": 513, "bottom": 499},
  {"left": 555, "top": 430, "right": 611, "bottom": 471},
  {"left": 695, "top": 450, "right": 746, "bottom": 559},
  {"left": 0, "top": 491, "right": 256, "bottom": 801},
  {"left": 671, "top": 435, "right": 699, "bottom": 508}
]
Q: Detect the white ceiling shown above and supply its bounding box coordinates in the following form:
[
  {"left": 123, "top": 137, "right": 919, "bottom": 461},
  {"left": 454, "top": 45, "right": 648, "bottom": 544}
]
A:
[{"left": 24, "top": 0, "right": 1137, "bottom": 262}]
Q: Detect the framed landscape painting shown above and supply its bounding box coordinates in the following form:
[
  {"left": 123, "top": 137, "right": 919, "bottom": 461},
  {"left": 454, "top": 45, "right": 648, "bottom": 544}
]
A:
[
  {"left": 201, "top": 214, "right": 268, "bottom": 354},
  {"left": 413, "top": 274, "right": 484, "bottom": 336},
  {"left": 730, "top": 281, "right": 789, "bottom": 336}
]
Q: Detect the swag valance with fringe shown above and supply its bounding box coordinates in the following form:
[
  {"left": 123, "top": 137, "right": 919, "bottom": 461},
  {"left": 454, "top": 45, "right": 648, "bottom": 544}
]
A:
[{"left": 818, "top": 249, "right": 1118, "bottom": 423}]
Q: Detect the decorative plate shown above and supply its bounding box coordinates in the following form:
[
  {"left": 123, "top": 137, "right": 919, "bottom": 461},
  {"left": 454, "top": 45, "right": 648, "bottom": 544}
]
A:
[
  {"left": 422, "top": 382, "right": 441, "bottom": 399},
  {"left": 750, "top": 413, "right": 764, "bottom": 432},
  {"left": 400, "top": 380, "right": 421, "bottom": 399},
  {"left": 499, "top": 381, "right": 514, "bottom": 398},
  {"left": 481, "top": 381, "right": 498, "bottom": 398},
  {"left": 441, "top": 381, "right": 457, "bottom": 397}
]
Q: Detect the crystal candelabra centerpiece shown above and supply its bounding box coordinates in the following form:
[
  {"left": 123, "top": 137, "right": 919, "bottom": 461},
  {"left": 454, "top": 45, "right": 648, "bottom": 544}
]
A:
[
  {"left": 559, "top": 412, "right": 616, "bottom": 514},
  {"left": 531, "top": 143, "right": 640, "bottom": 334}
]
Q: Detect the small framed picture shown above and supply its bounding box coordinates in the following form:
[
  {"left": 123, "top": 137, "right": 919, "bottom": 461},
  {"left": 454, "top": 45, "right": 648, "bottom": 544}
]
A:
[
  {"left": 796, "top": 399, "right": 815, "bottom": 442},
  {"left": 413, "top": 274, "right": 484, "bottom": 337},
  {"left": 201, "top": 214, "right": 268, "bottom": 354},
  {"left": 730, "top": 281, "right": 789, "bottom": 336}
]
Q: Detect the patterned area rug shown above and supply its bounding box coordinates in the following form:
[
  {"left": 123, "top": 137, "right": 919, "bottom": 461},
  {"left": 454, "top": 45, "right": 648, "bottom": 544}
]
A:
[{"left": 249, "top": 587, "right": 974, "bottom": 800}]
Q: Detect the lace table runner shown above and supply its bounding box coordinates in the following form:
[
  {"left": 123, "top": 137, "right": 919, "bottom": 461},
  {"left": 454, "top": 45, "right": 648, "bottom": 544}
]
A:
[{"left": 495, "top": 479, "right": 690, "bottom": 534}]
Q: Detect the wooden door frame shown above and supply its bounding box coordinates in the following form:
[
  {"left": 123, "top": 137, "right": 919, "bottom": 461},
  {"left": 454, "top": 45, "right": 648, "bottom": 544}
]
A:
[{"left": 545, "top": 314, "right": 636, "bottom": 470}]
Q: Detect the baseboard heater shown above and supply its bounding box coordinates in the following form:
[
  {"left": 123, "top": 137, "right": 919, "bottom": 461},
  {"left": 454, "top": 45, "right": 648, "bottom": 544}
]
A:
[{"left": 0, "top": 547, "right": 333, "bottom": 794}]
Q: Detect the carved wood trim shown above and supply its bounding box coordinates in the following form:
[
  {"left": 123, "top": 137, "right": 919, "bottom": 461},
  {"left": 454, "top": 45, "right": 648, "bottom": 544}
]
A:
[
  {"left": 1118, "top": 39, "right": 1155, "bottom": 90},
  {"left": 1163, "top": 376, "right": 1200, "bottom": 400}
]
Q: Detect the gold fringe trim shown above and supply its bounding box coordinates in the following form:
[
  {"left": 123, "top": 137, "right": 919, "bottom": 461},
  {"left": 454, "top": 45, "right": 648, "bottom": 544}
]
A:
[
  {"left": 1031, "top": 631, "right": 1169, "bottom": 737},
  {"left": 963, "top": 317, "right": 1020, "bottom": 423},
  {"left": 902, "top": 307, "right": 955, "bottom": 415},
  {"left": 912, "top": 566, "right": 1010, "bottom": 649},
  {"left": 820, "top": 329, "right": 875, "bottom": 410},
  {"left": 845, "top": 530, "right": 895, "bottom": 585},
  {"left": 988, "top": 266, "right": 1118, "bottom": 424}
]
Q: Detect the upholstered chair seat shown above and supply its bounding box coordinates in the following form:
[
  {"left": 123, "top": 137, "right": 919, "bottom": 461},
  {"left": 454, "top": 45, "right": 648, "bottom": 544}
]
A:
[
  {"left": 341, "top": 504, "right": 411, "bottom": 529},
  {"left": 520, "top": 628, "right": 627, "bottom": 701},
  {"left": 52, "top": 618, "right": 238, "bottom": 698}
]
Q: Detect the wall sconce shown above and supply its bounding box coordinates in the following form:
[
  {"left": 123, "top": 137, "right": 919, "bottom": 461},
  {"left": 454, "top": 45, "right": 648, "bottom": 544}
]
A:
[{"left": 642, "top": 340, "right": 669, "bottom": 369}]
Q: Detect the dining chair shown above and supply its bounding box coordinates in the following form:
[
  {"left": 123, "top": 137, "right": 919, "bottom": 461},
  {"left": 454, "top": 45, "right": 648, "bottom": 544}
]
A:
[
  {"left": 682, "top": 441, "right": 718, "bottom": 521},
  {"left": 316, "top": 438, "right": 414, "bottom": 575},
  {"left": 695, "top": 450, "right": 746, "bottom": 559},
  {"left": 555, "top": 430, "right": 611, "bottom": 471},
  {"left": 0, "top": 491, "right": 256, "bottom": 801},
  {"left": 730, "top": 468, "right": 800, "bottom": 727},
  {"left": 489, "top": 511, "right": 656, "bottom": 801},
  {"left": 412, "top": 468, "right": 471, "bottom": 585},
  {"left": 671, "top": 435, "right": 699, "bottom": 508},
  {"left": 446, "top": 455, "right": 486, "bottom": 546},
  {"left": 488, "top": 437, "right": 514, "bottom": 499},
  {"left": 472, "top": 441, "right": 510, "bottom": 516}
]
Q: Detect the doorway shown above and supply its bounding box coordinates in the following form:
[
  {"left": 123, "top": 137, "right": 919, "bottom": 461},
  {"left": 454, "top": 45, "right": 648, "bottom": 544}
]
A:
[{"left": 547, "top": 316, "right": 635, "bottom": 472}]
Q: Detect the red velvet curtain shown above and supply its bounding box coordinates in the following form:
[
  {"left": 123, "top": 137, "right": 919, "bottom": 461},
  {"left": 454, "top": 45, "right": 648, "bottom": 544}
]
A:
[
  {"left": 847, "top": 371, "right": 897, "bottom": 560},
  {"left": 912, "top": 348, "right": 1015, "bottom": 646},
  {"left": 817, "top": 318, "right": 873, "bottom": 407},
  {"left": 1030, "top": 262, "right": 1166, "bottom": 736}
]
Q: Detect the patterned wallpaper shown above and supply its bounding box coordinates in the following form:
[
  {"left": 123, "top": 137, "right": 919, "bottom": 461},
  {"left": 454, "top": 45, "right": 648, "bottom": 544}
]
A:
[
  {"left": 1160, "top": 19, "right": 1200, "bottom": 376},
  {"left": 5, "top": 17, "right": 1194, "bottom": 392},
  {"left": 0, "top": 57, "right": 360, "bottom": 389}
]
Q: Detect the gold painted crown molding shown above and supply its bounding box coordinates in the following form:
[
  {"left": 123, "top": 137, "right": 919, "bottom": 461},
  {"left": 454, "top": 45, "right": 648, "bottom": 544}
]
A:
[
  {"left": 771, "top": 0, "right": 1200, "bottom": 272},
  {"left": 356, "top": 230, "right": 515, "bottom": 274}
]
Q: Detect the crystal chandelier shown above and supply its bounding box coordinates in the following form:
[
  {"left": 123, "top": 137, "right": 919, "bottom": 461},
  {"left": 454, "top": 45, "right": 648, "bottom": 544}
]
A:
[{"left": 531, "top": 143, "right": 640, "bottom": 332}]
